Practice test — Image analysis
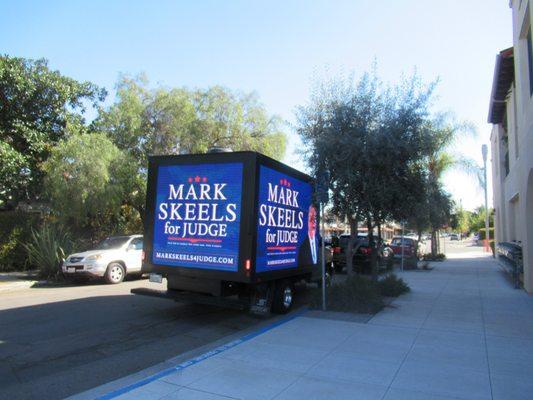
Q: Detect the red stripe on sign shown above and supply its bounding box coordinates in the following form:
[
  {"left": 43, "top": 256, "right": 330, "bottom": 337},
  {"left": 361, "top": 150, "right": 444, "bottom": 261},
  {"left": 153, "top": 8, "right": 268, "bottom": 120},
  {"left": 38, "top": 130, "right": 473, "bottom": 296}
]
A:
[
  {"left": 267, "top": 246, "right": 297, "bottom": 252},
  {"left": 168, "top": 237, "right": 222, "bottom": 244}
]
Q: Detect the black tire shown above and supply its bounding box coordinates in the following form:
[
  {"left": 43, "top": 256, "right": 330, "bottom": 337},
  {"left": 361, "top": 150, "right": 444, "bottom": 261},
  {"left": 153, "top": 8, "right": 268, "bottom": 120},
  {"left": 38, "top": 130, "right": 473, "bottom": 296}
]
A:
[
  {"left": 271, "top": 280, "right": 294, "bottom": 314},
  {"left": 104, "top": 262, "right": 125, "bottom": 284}
]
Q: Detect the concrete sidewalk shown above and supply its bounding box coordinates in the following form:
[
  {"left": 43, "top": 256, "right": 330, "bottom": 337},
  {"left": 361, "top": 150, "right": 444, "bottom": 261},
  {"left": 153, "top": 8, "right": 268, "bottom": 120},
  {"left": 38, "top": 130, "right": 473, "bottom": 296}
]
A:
[
  {"left": 0, "top": 272, "right": 37, "bottom": 292},
  {"left": 73, "top": 250, "right": 533, "bottom": 400}
]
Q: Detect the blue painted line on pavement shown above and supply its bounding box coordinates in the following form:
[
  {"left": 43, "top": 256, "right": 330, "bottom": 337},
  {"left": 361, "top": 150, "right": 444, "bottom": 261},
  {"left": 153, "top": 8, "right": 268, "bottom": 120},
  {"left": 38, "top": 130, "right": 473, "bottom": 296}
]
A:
[{"left": 95, "top": 309, "right": 307, "bottom": 400}]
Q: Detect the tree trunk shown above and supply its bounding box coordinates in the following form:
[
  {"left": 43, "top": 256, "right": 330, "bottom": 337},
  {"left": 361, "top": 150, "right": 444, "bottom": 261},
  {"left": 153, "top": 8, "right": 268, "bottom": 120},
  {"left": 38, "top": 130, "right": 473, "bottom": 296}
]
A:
[
  {"left": 346, "top": 217, "right": 357, "bottom": 277},
  {"left": 367, "top": 215, "right": 378, "bottom": 282},
  {"left": 431, "top": 229, "right": 438, "bottom": 257}
]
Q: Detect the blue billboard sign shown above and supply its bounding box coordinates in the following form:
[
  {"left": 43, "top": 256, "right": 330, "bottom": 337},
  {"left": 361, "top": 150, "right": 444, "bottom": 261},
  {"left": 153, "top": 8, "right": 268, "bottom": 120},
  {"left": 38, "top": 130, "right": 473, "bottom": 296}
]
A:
[
  {"left": 255, "top": 166, "right": 317, "bottom": 272},
  {"left": 152, "top": 163, "right": 243, "bottom": 272}
]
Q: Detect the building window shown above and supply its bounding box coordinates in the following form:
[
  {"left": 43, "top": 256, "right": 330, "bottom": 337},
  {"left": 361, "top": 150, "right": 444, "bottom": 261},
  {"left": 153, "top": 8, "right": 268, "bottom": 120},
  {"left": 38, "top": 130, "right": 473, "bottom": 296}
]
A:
[
  {"left": 513, "top": 84, "right": 519, "bottom": 158},
  {"left": 502, "top": 112, "right": 510, "bottom": 177},
  {"left": 527, "top": 27, "right": 533, "bottom": 95}
]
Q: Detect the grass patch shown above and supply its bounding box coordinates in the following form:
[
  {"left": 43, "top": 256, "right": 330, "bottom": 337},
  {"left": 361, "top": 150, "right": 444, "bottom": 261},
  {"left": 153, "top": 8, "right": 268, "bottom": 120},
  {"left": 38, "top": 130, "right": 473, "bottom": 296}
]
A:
[
  {"left": 377, "top": 273, "right": 410, "bottom": 297},
  {"left": 310, "top": 275, "right": 385, "bottom": 314},
  {"left": 310, "top": 273, "right": 411, "bottom": 314}
]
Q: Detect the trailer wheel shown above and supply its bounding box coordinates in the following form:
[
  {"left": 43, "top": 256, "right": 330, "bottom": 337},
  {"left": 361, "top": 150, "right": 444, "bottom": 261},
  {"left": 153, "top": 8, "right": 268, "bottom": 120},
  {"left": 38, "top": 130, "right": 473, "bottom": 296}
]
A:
[{"left": 271, "top": 280, "right": 293, "bottom": 314}]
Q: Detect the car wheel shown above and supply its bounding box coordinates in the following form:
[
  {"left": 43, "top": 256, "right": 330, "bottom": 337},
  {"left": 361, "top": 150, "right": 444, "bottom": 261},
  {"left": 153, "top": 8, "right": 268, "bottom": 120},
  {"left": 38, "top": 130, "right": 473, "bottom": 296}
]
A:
[
  {"left": 271, "top": 280, "right": 293, "bottom": 314},
  {"left": 105, "top": 262, "right": 125, "bottom": 284}
]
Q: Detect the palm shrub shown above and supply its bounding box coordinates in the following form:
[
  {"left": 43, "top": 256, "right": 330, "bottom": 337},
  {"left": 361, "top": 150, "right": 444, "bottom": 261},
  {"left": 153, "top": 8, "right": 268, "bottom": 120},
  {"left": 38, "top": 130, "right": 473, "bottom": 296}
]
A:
[{"left": 23, "top": 224, "right": 72, "bottom": 279}]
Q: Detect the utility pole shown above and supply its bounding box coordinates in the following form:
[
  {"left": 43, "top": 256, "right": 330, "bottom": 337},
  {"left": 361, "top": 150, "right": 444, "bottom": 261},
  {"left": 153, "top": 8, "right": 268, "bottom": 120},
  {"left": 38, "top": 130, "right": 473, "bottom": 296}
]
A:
[
  {"left": 321, "top": 205, "right": 326, "bottom": 310},
  {"left": 482, "top": 145, "right": 490, "bottom": 253},
  {"left": 401, "top": 220, "right": 405, "bottom": 272},
  {"left": 317, "top": 170, "right": 329, "bottom": 311}
]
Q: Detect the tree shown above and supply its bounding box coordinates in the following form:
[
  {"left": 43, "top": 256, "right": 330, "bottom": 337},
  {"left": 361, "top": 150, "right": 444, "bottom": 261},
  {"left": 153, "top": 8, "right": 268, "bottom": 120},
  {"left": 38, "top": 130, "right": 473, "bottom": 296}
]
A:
[
  {"left": 427, "top": 181, "right": 452, "bottom": 255},
  {"left": 450, "top": 202, "right": 472, "bottom": 235},
  {"left": 469, "top": 206, "right": 494, "bottom": 234},
  {"left": 42, "top": 129, "right": 137, "bottom": 239},
  {"left": 0, "top": 56, "right": 106, "bottom": 206},
  {"left": 96, "top": 76, "right": 287, "bottom": 162},
  {"left": 95, "top": 77, "right": 287, "bottom": 222},
  {"left": 297, "top": 70, "right": 434, "bottom": 279},
  {"left": 421, "top": 116, "right": 477, "bottom": 255}
]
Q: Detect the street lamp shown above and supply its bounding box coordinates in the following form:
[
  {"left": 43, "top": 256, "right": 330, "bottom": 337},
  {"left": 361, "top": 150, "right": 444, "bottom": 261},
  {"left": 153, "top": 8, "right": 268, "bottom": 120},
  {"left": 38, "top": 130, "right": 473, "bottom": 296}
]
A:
[{"left": 481, "top": 144, "right": 490, "bottom": 253}]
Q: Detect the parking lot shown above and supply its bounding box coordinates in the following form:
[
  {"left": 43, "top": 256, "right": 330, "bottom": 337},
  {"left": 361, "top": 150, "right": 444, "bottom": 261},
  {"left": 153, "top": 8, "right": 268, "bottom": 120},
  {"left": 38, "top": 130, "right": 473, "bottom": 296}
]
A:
[{"left": 0, "top": 278, "right": 306, "bottom": 400}]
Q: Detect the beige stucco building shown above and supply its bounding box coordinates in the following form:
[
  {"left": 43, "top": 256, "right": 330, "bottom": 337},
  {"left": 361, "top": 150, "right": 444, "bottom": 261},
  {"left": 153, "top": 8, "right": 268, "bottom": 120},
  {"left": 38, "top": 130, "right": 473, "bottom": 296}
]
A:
[{"left": 489, "top": 0, "right": 533, "bottom": 293}]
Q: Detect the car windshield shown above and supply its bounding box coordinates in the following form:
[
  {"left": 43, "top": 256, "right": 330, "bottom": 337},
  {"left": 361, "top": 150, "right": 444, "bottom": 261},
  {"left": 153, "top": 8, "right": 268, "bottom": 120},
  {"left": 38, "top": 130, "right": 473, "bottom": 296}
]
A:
[
  {"left": 96, "top": 237, "right": 130, "bottom": 250},
  {"left": 391, "top": 238, "right": 413, "bottom": 246},
  {"left": 339, "top": 235, "right": 367, "bottom": 248}
]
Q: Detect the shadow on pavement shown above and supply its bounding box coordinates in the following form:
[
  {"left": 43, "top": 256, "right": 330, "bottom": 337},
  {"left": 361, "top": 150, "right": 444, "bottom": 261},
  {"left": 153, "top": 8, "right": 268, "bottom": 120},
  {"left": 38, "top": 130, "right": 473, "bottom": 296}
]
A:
[{"left": 0, "top": 287, "right": 305, "bottom": 400}]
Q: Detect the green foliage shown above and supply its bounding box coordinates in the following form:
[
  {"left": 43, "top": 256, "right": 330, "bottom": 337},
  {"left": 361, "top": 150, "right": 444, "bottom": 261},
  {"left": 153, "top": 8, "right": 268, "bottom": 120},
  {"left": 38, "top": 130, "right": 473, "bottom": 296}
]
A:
[
  {"left": 470, "top": 206, "right": 494, "bottom": 234},
  {"left": 23, "top": 224, "right": 73, "bottom": 279},
  {"left": 310, "top": 275, "right": 385, "bottom": 314},
  {"left": 477, "top": 227, "right": 495, "bottom": 241},
  {"left": 0, "top": 142, "right": 27, "bottom": 204},
  {"left": 95, "top": 76, "right": 287, "bottom": 162},
  {"left": 0, "top": 56, "right": 105, "bottom": 206},
  {"left": 297, "top": 69, "right": 435, "bottom": 278},
  {"left": 0, "top": 211, "right": 41, "bottom": 271},
  {"left": 42, "top": 132, "right": 136, "bottom": 238},
  {"left": 421, "top": 253, "right": 446, "bottom": 261},
  {"left": 377, "top": 274, "right": 411, "bottom": 297}
]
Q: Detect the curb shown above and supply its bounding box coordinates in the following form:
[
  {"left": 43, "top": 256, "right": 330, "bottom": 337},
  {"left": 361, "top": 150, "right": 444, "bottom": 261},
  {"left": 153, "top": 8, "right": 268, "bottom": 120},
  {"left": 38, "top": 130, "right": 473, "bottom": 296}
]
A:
[{"left": 0, "top": 280, "right": 36, "bottom": 292}]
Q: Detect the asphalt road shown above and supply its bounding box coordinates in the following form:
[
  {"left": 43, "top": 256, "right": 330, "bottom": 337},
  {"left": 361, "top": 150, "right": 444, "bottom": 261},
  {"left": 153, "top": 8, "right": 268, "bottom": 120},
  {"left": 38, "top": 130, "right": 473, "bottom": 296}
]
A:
[{"left": 0, "top": 277, "right": 305, "bottom": 400}]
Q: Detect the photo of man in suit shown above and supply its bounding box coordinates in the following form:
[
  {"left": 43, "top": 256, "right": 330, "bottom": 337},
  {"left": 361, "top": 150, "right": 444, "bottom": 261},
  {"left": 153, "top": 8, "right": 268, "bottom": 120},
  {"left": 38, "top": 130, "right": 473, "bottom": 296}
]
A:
[{"left": 298, "top": 204, "right": 318, "bottom": 266}]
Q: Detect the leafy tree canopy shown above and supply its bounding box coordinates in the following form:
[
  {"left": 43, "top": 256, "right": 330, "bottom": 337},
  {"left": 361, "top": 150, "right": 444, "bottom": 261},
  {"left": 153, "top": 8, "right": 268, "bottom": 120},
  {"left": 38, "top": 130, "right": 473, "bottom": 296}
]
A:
[
  {"left": 42, "top": 127, "right": 136, "bottom": 237},
  {"left": 0, "top": 56, "right": 106, "bottom": 206},
  {"left": 95, "top": 75, "right": 287, "bottom": 165}
]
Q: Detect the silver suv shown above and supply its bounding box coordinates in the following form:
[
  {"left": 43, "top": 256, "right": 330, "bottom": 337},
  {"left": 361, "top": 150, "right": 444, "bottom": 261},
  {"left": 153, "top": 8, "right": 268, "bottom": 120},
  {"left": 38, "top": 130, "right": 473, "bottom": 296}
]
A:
[{"left": 62, "top": 235, "right": 143, "bottom": 284}]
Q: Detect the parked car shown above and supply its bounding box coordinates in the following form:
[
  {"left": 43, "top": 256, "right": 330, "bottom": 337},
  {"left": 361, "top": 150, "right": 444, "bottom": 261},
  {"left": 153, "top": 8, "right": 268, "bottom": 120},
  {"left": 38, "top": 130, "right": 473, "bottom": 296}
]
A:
[
  {"left": 389, "top": 236, "right": 419, "bottom": 268},
  {"left": 331, "top": 234, "right": 394, "bottom": 273},
  {"left": 62, "top": 235, "right": 143, "bottom": 284},
  {"left": 450, "top": 233, "right": 460, "bottom": 241}
]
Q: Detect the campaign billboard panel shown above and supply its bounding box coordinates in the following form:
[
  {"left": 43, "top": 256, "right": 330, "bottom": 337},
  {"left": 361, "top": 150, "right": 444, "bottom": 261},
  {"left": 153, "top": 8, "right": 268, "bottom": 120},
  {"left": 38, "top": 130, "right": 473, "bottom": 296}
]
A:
[
  {"left": 152, "top": 163, "right": 243, "bottom": 272},
  {"left": 255, "top": 165, "right": 317, "bottom": 272}
]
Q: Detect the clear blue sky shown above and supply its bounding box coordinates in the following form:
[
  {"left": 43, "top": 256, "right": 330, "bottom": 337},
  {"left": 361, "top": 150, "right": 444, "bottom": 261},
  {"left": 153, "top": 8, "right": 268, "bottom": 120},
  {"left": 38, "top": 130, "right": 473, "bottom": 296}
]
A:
[{"left": 1, "top": 0, "right": 512, "bottom": 210}]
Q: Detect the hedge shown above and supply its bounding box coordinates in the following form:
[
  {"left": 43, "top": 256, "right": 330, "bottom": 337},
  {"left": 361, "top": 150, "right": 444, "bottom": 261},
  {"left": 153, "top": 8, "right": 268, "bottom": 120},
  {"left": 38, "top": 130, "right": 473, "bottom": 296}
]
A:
[
  {"left": 478, "top": 228, "right": 495, "bottom": 241},
  {"left": 0, "top": 211, "right": 41, "bottom": 271}
]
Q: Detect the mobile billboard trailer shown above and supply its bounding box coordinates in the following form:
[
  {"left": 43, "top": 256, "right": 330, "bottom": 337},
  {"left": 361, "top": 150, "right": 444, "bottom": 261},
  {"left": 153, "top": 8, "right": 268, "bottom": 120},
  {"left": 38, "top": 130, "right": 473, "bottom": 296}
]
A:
[{"left": 132, "top": 151, "right": 322, "bottom": 314}]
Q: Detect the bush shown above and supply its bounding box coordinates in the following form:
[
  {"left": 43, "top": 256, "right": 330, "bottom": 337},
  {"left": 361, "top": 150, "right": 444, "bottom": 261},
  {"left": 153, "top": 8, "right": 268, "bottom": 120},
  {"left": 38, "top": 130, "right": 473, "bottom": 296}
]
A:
[
  {"left": 23, "top": 224, "right": 73, "bottom": 279},
  {"left": 477, "top": 228, "right": 495, "bottom": 241},
  {"left": 377, "top": 274, "right": 410, "bottom": 297},
  {"left": 0, "top": 211, "right": 41, "bottom": 271},
  {"left": 310, "top": 275, "right": 385, "bottom": 314},
  {"left": 421, "top": 253, "right": 446, "bottom": 261}
]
